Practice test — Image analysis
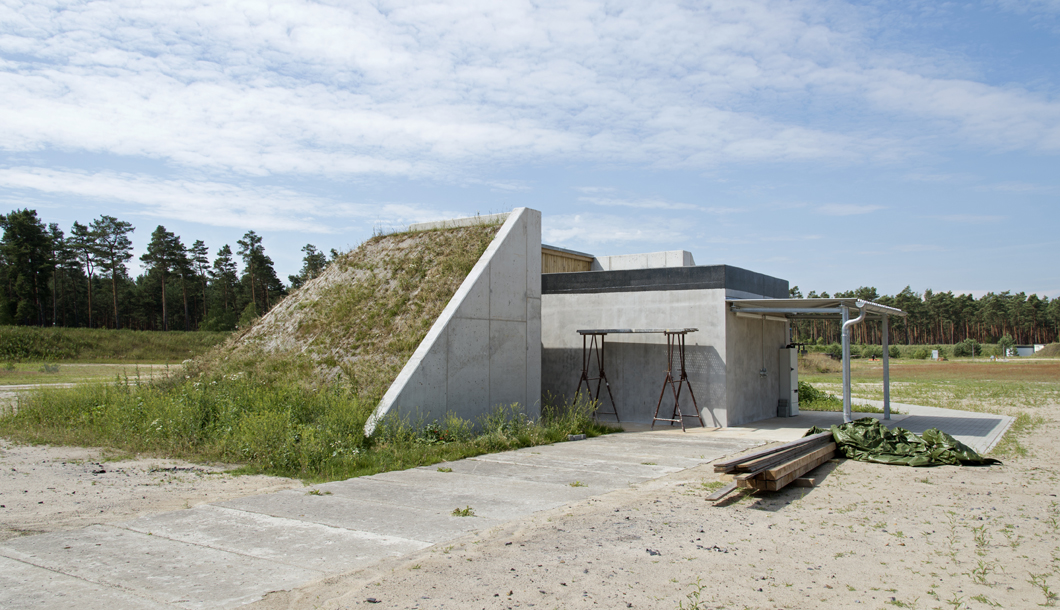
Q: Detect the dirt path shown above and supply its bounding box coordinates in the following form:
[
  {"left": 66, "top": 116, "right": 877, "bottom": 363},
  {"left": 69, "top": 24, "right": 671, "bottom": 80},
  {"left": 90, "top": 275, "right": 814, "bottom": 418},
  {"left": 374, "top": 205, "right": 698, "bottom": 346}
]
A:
[
  {"left": 0, "top": 440, "right": 300, "bottom": 541},
  {"left": 248, "top": 408, "right": 1060, "bottom": 610}
]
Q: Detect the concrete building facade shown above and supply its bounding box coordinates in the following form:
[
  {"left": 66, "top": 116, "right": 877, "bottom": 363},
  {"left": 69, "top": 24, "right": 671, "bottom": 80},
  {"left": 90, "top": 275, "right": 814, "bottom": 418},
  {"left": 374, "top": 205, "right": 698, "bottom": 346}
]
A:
[
  {"left": 540, "top": 265, "right": 789, "bottom": 427},
  {"left": 368, "top": 206, "right": 791, "bottom": 432}
]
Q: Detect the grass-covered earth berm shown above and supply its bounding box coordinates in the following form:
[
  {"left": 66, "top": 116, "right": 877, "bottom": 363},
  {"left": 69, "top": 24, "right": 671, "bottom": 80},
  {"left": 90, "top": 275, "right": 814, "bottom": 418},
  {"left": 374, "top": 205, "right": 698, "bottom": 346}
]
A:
[
  {"left": 187, "top": 222, "right": 503, "bottom": 399},
  {"left": 0, "top": 326, "right": 230, "bottom": 363},
  {"left": 1, "top": 222, "right": 617, "bottom": 481}
]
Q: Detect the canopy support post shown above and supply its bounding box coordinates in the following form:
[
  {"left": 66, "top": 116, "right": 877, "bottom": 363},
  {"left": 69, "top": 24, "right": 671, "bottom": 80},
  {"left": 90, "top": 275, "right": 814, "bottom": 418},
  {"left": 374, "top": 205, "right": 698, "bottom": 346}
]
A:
[
  {"left": 841, "top": 304, "right": 866, "bottom": 424},
  {"left": 882, "top": 314, "right": 891, "bottom": 420}
]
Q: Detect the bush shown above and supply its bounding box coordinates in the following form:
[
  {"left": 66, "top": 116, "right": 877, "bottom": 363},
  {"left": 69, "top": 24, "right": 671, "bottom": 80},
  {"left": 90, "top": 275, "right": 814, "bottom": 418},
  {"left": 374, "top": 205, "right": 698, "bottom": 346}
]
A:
[
  {"left": 998, "top": 334, "right": 1015, "bottom": 357},
  {"left": 952, "top": 338, "right": 981, "bottom": 357},
  {"left": 859, "top": 344, "right": 883, "bottom": 359},
  {"left": 912, "top": 348, "right": 929, "bottom": 360},
  {"left": 0, "top": 326, "right": 230, "bottom": 362},
  {"left": 888, "top": 345, "right": 900, "bottom": 358},
  {"left": 824, "top": 343, "right": 842, "bottom": 358}
]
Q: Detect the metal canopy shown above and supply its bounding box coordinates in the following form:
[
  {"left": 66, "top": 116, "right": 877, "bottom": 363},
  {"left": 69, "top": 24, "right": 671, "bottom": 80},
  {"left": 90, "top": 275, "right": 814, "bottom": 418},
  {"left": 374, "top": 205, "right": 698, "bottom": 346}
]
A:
[
  {"left": 728, "top": 297, "right": 906, "bottom": 320},
  {"left": 727, "top": 297, "right": 906, "bottom": 425}
]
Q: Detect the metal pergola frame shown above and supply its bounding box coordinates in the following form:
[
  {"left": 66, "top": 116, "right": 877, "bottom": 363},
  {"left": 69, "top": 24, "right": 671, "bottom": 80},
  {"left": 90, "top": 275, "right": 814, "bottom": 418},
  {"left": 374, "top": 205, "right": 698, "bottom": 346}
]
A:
[{"left": 728, "top": 298, "right": 907, "bottom": 423}]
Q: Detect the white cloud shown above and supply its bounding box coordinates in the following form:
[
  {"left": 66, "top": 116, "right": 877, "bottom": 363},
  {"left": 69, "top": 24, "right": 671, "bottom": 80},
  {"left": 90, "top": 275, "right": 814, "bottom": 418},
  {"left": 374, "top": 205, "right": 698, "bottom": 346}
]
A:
[
  {"left": 816, "top": 203, "right": 885, "bottom": 216},
  {"left": 1, "top": 0, "right": 1057, "bottom": 183},
  {"left": 894, "top": 244, "right": 944, "bottom": 252},
  {"left": 578, "top": 196, "right": 700, "bottom": 212},
  {"left": 975, "top": 181, "right": 1054, "bottom": 193},
  {"left": 542, "top": 213, "right": 691, "bottom": 249},
  {"left": 0, "top": 166, "right": 445, "bottom": 231},
  {"left": 933, "top": 214, "right": 1006, "bottom": 224}
]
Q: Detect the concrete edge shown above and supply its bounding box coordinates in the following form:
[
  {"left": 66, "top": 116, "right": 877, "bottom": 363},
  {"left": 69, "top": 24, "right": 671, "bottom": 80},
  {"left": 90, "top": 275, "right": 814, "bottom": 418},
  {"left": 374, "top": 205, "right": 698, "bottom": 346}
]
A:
[
  {"left": 408, "top": 212, "right": 509, "bottom": 232},
  {"left": 854, "top": 398, "right": 1016, "bottom": 454},
  {"left": 365, "top": 208, "right": 530, "bottom": 435}
]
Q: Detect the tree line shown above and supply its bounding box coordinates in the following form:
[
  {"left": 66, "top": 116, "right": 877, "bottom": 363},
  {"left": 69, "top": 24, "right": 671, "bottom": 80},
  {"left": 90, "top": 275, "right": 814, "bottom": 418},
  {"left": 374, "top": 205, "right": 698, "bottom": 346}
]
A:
[
  {"left": 0, "top": 209, "right": 331, "bottom": 331},
  {"left": 788, "top": 286, "right": 1060, "bottom": 346}
]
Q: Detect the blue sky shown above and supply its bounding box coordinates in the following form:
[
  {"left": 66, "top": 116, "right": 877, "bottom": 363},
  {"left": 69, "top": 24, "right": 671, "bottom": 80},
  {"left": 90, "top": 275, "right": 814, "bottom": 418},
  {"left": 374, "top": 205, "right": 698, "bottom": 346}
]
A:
[{"left": 1, "top": 0, "right": 1057, "bottom": 297}]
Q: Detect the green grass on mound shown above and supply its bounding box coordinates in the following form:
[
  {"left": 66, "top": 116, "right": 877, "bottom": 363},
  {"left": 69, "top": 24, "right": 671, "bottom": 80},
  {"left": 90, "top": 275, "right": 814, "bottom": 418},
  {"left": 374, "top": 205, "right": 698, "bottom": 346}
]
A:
[
  {"left": 0, "top": 326, "right": 231, "bottom": 363},
  {"left": 189, "top": 222, "right": 503, "bottom": 402},
  {"left": 1032, "top": 343, "right": 1060, "bottom": 358},
  {"left": 0, "top": 380, "right": 615, "bottom": 481}
]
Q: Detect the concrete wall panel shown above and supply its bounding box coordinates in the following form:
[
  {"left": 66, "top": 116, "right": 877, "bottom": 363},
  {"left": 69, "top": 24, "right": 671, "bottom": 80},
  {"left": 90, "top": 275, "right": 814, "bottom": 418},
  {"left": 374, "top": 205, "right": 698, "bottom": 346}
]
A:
[
  {"left": 541, "top": 289, "right": 725, "bottom": 425},
  {"left": 489, "top": 320, "right": 528, "bottom": 410},
  {"left": 446, "top": 317, "right": 490, "bottom": 413},
  {"left": 388, "top": 331, "right": 448, "bottom": 423},
  {"left": 489, "top": 219, "right": 527, "bottom": 322},
  {"left": 456, "top": 271, "right": 489, "bottom": 319},
  {"left": 724, "top": 312, "right": 789, "bottom": 426},
  {"left": 526, "top": 297, "right": 542, "bottom": 412}
]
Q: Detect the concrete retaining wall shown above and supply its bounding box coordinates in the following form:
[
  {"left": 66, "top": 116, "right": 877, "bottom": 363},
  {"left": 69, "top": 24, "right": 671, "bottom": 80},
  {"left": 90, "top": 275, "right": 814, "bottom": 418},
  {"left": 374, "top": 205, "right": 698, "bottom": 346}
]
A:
[
  {"left": 367, "top": 208, "right": 542, "bottom": 433},
  {"left": 591, "top": 250, "right": 695, "bottom": 271}
]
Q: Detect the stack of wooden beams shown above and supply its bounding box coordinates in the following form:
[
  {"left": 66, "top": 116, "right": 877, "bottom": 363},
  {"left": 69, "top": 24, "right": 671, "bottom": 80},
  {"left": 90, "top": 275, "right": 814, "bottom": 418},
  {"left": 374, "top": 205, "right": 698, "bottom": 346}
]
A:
[{"left": 713, "top": 431, "right": 836, "bottom": 492}]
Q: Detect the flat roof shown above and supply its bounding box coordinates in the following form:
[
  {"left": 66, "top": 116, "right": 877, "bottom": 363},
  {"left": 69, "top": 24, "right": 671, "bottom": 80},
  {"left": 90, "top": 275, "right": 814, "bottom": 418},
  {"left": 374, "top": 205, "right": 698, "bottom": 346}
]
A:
[
  {"left": 542, "top": 265, "right": 789, "bottom": 298},
  {"left": 728, "top": 298, "right": 906, "bottom": 319}
]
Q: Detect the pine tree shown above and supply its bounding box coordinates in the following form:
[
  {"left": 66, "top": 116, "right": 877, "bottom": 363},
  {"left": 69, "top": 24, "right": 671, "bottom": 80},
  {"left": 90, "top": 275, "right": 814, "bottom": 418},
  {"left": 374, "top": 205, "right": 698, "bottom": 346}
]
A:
[
  {"left": 90, "top": 215, "right": 134, "bottom": 329},
  {"left": 0, "top": 209, "right": 54, "bottom": 326},
  {"left": 141, "top": 225, "right": 182, "bottom": 331}
]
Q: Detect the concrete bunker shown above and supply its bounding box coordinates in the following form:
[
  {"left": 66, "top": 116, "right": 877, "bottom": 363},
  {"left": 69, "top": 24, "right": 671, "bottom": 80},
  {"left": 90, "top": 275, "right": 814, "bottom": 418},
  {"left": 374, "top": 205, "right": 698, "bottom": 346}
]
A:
[{"left": 370, "top": 208, "right": 903, "bottom": 432}]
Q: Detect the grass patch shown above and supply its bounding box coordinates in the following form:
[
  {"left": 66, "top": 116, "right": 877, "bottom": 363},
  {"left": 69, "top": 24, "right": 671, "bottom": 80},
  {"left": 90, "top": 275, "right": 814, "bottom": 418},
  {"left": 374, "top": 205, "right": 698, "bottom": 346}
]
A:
[
  {"left": 990, "top": 411, "right": 1046, "bottom": 458},
  {"left": 797, "top": 381, "right": 895, "bottom": 414},
  {"left": 0, "top": 379, "right": 616, "bottom": 481},
  {"left": 0, "top": 326, "right": 230, "bottom": 363}
]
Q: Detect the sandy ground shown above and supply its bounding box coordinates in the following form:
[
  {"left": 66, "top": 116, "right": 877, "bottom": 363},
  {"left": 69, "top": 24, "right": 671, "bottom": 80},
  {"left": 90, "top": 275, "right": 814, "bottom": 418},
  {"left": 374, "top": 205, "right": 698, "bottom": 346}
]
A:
[
  {"left": 244, "top": 414, "right": 1060, "bottom": 610},
  {"left": 1, "top": 405, "right": 1057, "bottom": 609},
  {"left": 0, "top": 439, "right": 300, "bottom": 541}
]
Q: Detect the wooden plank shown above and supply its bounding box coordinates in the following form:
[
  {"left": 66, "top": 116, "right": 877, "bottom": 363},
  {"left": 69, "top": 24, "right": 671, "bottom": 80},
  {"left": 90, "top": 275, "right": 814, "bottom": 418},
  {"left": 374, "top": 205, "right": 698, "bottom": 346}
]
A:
[
  {"left": 732, "top": 436, "right": 832, "bottom": 473},
  {"left": 764, "top": 450, "right": 835, "bottom": 490},
  {"left": 746, "top": 451, "right": 835, "bottom": 494},
  {"left": 705, "top": 481, "right": 738, "bottom": 501},
  {"left": 762, "top": 443, "right": 837, "bottom": 481},
  {"left": 745, "top": 448, "right": 835, "bottom": 491},
  {"left": 713, "top": 432, "right": 833, "bottom": 472}
]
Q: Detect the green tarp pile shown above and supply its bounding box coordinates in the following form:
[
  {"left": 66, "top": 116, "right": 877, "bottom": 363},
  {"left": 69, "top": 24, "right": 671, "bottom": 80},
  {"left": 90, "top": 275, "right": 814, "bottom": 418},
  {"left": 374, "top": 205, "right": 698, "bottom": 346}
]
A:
[{"left": 808, "top": 418, "right": 1001, "bottom": 467}]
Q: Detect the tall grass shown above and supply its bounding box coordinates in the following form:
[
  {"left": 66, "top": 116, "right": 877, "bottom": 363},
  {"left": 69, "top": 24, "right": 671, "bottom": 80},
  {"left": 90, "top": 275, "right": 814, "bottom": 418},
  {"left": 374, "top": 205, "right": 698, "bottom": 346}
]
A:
[
  {"left": 0, "top": 378, "right": 614, "bottom": 482},
  {"left": 0, "top": 326, "right": 231, "bottom": 363}
]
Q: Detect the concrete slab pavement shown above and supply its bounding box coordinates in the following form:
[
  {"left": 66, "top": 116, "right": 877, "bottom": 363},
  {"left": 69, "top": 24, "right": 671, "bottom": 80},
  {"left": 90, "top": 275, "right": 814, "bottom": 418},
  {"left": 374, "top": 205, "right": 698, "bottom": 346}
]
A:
[{"left": 0, "top": 402, "right": 1012, "bottom": 609}]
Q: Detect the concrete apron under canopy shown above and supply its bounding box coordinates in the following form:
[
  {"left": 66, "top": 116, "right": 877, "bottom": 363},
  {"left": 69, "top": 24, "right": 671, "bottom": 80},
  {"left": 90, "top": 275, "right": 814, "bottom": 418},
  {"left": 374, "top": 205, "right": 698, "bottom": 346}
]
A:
[{"left": 728, "top": 298, "right": 907, "bottom": 423}]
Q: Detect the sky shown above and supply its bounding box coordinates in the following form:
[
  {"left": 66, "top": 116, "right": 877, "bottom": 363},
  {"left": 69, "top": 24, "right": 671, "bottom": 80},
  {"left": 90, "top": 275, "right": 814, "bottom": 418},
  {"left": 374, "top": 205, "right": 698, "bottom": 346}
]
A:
[{"left": 1, "top": 0, "right": 1058, "bottom": 298}]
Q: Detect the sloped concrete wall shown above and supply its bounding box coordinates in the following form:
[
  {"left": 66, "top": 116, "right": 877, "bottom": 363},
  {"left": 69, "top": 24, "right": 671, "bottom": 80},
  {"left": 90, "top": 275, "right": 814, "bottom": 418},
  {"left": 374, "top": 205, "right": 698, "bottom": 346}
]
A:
[{"left": 366, "top": 208, "right": 542, "bottom": 433}]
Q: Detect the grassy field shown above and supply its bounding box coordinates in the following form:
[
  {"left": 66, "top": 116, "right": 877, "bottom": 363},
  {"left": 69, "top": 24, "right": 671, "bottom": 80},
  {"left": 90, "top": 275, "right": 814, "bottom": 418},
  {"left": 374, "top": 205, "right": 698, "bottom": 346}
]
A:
[
  {"left": 801, "top": 357, "right": 1060, "bottom": 457},
  {"left": 0, "top": 362, "right": 172, "bottom": 386},
  {"left": 0, "top": 326, "right": 231, "bottom": 363}
]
